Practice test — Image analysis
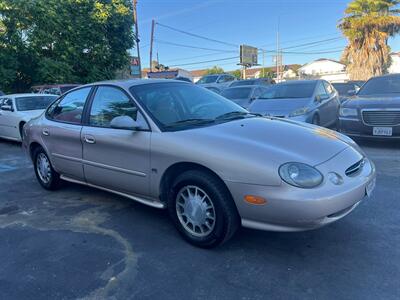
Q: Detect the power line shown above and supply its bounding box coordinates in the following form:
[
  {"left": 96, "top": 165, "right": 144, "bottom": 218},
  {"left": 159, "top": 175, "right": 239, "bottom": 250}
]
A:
[
  {"left": 155, "top": 39, "right": 236, "bottom": 53},
  {"left": 169, "top": 56, "right": 239, "bottom": 67},
  {"left": 282, "top": 37, "right": 344, "bottom": 50},
  {"left": 164, "top": 52, "right": 233, "bottom": 64},
  {"left": 156, "top": 22, "right": 239, "bottom": 48}
]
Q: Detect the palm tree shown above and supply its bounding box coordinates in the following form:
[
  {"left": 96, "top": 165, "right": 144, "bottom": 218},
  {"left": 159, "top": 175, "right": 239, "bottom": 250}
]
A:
[{"left": 339, "top": 0, "right": 400, "bottom": 80}]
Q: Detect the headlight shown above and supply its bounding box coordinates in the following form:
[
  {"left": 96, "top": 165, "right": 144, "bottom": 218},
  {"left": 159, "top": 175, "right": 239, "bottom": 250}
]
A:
[
  {"left": 289, "top": 107, "right": 309, "bottom": 117},
  {"left": 339, "top": 108, "right": 357, "bottom": 117},
  {"left": 279, "top": 162, "right": 323, "bottom": 188}
]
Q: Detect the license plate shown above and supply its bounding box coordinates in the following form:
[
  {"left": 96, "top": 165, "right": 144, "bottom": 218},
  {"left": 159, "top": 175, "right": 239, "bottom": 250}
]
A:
[
  {"left": 373, "top": 127, "right": 392, "bottom": 136},
  {"left": 366, "top": 178, "right": 376, "bottom": 197}
]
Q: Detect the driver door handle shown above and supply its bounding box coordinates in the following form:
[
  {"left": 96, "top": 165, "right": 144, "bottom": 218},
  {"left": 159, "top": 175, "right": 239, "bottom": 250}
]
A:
[
  {"left": 42, "top": 129, "right": 50, "bottom": 136},
  {"left": 84, "top": 135, "right": 96, "bottom": 144}
]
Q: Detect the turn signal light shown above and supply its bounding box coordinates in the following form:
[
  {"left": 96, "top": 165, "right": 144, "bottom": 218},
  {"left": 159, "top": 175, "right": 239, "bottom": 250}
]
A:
[{"left": 244, "top": 195, "right": 267, "bottom": 205}]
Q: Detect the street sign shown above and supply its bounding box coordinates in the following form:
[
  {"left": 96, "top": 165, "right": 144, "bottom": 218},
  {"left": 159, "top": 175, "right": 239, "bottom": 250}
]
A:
[
  {"left": 240, "top": 45, "right": 258, "bottom": 66},
  {"left": 130, "top": 56, "right": 141, "bottom": 77}
]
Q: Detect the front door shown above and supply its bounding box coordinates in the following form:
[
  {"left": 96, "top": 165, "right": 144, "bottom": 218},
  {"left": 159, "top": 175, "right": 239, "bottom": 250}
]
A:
[
  {"left": 81, "top": 86, "right": 151, "bottom": 197},
  {"left": 42, "top": 87, "right": 92, "bottom": 180}
]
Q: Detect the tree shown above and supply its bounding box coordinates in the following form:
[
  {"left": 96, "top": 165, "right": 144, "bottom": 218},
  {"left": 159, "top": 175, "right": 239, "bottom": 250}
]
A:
[
  {"left": 0, "top": 0, "right": 134, "bottom": 92},
  {"left": 205, "top": 66, "right": 225, "bottom": 75},
  {"left": 230, "top": 69, "right": 242, "bottom": 79},
  {"left": 339, "top": 0, "right": 400, "bottom": 80}
]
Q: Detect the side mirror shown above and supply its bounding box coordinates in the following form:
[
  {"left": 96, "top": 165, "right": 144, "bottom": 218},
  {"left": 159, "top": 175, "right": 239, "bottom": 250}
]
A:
[
  {"left": 314, "top": 95, "right": 322, "bottom": 103},
  {"left": 347, "top": 90, "right": 356, "bottom": 96},
  {"left": 1, "top": 105, "right": 13, "bottom": 112},
  {"left": 110, "top": 115, "right": 140, "bottom": 130}
]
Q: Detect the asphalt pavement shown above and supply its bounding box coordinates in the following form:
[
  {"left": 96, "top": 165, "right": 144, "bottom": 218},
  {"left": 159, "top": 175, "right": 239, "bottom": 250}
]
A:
[{"left": 0, "top": 138, "right": 399, "bottom": 300}]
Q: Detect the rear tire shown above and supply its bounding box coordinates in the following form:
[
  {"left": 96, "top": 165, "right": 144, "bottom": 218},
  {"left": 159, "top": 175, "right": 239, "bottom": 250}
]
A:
[
  {"left": 33, "top": 146, "right": 61, "bottom": 190},
  {"left": 167, "top": 170, "right": 240, "bottom": 248}
]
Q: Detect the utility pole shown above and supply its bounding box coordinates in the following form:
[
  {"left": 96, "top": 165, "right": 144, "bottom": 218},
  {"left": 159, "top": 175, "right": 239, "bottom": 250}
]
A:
[
  {"left": 149, "top": 19, "right": 155, "bottom": 72},
  {"left": 132, "top": 0, "right": 142, "bottom": 78},
  {"left": 262, "top": 50, "right": 265, "bottom": 77}
]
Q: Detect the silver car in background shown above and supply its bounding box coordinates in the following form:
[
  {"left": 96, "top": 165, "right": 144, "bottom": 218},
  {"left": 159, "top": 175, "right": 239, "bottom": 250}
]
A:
[
  {"left": 220, "top": 85, "right": 270, "bottom": 108},
  {"left": 23, "top": 80, "right": 376, "bottom": 248},
  {"left": 249, "top": 80, "right": 340, "bottom": 127},
  {"left": 196, "top": 73, "right": 236, "bottom": 92}
]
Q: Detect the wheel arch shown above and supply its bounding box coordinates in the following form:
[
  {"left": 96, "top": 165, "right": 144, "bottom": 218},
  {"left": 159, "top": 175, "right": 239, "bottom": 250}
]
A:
[{"left": 159, "top": 162, "right": 235, "bottom": 207}]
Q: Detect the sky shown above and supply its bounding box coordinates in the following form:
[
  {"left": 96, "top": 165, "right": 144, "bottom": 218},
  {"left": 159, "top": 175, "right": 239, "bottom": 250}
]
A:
[{"left": 135, "top": 0, "right": 400, "bottom": 72}]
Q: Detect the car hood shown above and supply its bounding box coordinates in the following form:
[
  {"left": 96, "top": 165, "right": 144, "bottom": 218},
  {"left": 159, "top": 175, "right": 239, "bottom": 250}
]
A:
[
  {"left": 173, "top": 117, "right": 351, "bottom": 165},
  {"left": 343, "top": 94, "right": 400, "bottom": 109},
  {"left": 249, "top": 98, "right": 311, "bottom": 116}
]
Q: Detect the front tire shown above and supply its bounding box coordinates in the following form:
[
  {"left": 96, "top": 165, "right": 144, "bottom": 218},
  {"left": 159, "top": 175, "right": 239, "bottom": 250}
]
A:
[
  {"left": 33, "top": 146, "right": 61, "bottom": 190},
  {"left": 167, "top": 170, "right": 240, "bottom": 248}
]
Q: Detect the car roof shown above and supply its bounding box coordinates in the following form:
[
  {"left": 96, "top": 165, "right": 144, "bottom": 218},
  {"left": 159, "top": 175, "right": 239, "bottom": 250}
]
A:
[
  {"left": 224, "top": 85, "right": 257, "bottom": 90},
  {"left": 80, "top": 79, "right": 190, "bottom": 90},
  {"left": 0, "top": 93, "right": 59, "bottom": 98},
  {"left": 369, "top": 73, "right": 400, "bottom": 80},
  {"left": 279, "top": 80, "right": 319, "bottom": 85}
]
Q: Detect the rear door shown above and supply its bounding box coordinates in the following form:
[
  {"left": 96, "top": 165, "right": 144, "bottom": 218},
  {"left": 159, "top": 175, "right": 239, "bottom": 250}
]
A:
[
  {"left": 314, "top": 82, "right": 331, "bottom": 126},
  {"left": 42, "top": 87, "right": 92, "bottom": 180},
  {"left": 81, "top": 85, "right": 151, "bottom": 196},
  {"left": 323, "top": 81, "right": 340, "bottom": 125}
]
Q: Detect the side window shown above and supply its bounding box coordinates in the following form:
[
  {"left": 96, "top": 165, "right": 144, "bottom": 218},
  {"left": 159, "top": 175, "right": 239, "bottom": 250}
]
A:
[
  {"left": 218, "top": 75, "right": 231, "bottom": 83},
  {"left": 49, "top": 87, "right": 91, "bottom": 124},
  {"left": 253, "top": 88, "right": 262, "bottom": 98},
  {"left": 1, "top": 98, "right": 14, "bottom": 109},
  {"left": 315, "top": 83, "right": 329, "bottom": 100},
  {"left": 323, "top": 82, "right": 334, "bottom": 96},
  {"left": 89, "top": 86, "right": 138, "bottom": 128}
]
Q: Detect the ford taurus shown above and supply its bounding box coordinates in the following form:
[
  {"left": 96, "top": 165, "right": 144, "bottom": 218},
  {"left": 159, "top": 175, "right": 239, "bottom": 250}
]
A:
[{"left": 23, "top": 80, "right": 376, "bottom": 247}]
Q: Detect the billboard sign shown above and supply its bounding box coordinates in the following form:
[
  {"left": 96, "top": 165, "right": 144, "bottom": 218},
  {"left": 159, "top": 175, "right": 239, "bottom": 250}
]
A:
[
  {"left": 130, "top": 56, "right": 141, "bottom": 77},
  {"left": 240, "top": 45, "right": 258, "bottom": 66}
]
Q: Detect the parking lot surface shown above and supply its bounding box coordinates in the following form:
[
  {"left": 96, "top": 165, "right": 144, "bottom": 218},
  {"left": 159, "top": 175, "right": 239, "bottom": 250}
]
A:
[{"left": 0, "top": 138, "right": 399, "bottom": 300}]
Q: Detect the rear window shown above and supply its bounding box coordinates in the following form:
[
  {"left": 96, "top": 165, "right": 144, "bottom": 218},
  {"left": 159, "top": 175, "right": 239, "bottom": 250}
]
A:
[
  {"left": 15, "top": 96, "right": 58, "bottom": 111},
  {"left": 358, "top": 76, "right": 400, "bottom": 96},
  {"left": 260, "top": 82, "right": 316, "bottom": 99},
  {"left": 333, "top": 83, "right": 355, "bottom": 95},
  {"left": 221, "top": 88, "right": 252, "bottom": 99},
  {"left": 196, "top": 75, "right": 219, "bottom": 84}
]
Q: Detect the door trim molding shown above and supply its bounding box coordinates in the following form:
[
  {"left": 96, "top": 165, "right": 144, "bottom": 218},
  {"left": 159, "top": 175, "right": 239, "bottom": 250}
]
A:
[{"left": 52, "top": 152, "right": 146, "bottom": 177}]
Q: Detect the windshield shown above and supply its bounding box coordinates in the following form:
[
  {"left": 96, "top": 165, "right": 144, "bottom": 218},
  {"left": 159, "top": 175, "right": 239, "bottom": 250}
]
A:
[
  {"left": 259, "top": 82, "right": 316, "bottom": 99},
  {"left": 230, "top": 80, "right": 256, "bottom": 87},
  {"left": 332, "top": 83, "right": 355, "bottom": 95},
  {"left": 358, "top": 76, "right": 400, "bottom": 96},
  {"left": 15, "top": 96, "right": 58, "bottom": 111},
  {"left": 221, "top": 88, "right": 252, "bottom": 99},
  {"left": 130, "top": 83, "right": 248, "bottom": 131},
  {"left": 196, "top": 75, "right": 219, "bottom": 84}
]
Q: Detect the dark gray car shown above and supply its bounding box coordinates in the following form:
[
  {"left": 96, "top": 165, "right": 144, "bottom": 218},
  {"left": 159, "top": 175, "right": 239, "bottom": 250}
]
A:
[
  {"left": 220, "top": 85, "right": 270, "bottom": 108},
  {"left": 249, "top": 80, "right": 340, "bottom": 127},
  {"left": 339, "top": 74, "right": 400, "bottom": 138}
]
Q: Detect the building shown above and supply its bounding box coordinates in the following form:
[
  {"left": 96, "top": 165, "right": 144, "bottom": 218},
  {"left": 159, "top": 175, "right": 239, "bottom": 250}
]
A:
[
  {"left": 190, "top": 69, "right": 208, "bottom": 83},
  {"left": 388, "top": 52, "right": 400, "bottom": 74},
  {"left": 298, "top": 58, "right": 349, "bottom": 82}
]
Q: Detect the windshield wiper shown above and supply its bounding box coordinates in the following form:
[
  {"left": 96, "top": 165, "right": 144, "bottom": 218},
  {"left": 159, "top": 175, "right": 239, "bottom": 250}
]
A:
[
  {"left": 164, "top": 118, "right": 215, "bottom": 128},
  {"left": 215, "top": 111, "right": 261, "bottom": 120}
]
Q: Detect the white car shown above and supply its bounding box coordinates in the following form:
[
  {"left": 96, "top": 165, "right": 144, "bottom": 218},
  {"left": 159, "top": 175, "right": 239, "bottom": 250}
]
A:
[{"left": 0, "top": 93, "right": 58, "bottom": 141}]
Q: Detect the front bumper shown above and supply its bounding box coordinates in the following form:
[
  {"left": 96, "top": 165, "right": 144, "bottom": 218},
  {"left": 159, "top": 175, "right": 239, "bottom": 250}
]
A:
[
  {"left": 340, "top": 117, "right": 400, "bottom": 138},
  {"left": 225, "top": 147, "right": 376, "bottom": 232}
]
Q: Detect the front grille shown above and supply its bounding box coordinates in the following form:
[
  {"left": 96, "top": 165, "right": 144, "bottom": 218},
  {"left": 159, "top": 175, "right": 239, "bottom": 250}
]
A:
[
  {"left": 345, "top": 159, "right": 365, "bottom": 177},
  {"left": 362, "top": 110, "right": 400, "bottom": 126}
]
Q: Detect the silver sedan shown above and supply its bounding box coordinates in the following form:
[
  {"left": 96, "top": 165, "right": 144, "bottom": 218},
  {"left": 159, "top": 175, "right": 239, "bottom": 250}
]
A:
[{"left": 23, "top": 80, "right": 376, "bottom": 248}]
